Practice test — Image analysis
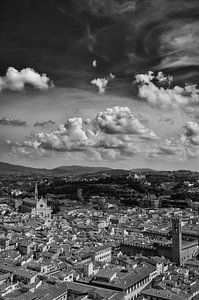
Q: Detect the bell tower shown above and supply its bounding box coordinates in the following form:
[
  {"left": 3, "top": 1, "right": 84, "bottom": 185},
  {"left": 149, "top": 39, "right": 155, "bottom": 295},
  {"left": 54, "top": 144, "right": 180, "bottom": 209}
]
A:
[
  {"left": 34, "top": 183, "right": 38, "bottom": 203},
  {"left": 172, "top": 217, "right": 182, "bottom": 266}
]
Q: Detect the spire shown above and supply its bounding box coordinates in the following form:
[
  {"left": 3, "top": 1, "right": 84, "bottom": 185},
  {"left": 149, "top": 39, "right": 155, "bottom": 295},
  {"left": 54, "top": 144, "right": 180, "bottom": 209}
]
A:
[{"left": 35, "top": 183, "right": 38, "bottom": 201}]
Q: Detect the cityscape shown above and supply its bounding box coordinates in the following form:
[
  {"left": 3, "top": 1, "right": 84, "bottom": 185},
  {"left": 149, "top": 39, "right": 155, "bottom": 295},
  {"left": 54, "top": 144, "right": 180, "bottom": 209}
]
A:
[
  {"left": 1, "top": 0, "right": 199, "bottom": 299},
  {"left": 0, "top": 164, "right": 199, "bottom": 299}
]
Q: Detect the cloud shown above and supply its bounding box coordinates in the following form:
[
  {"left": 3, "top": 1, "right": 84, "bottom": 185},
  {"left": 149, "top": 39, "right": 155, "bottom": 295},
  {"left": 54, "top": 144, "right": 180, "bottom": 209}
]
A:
[
  {"left": 147, "top": 137, "right": 186, "bottom": 161},
  {"left": 6, "top": 106, "right": 157, "bottom": 161},
  {"left": 0, "top": 117, "right": 27, "bottom": 126},
  {"left": 34, "top": 120, "right": 56, "bottom": 127},
  {"left": 135, "top": 71, "right": 155, "bottom": 85},
  {"left": 95, "top": 106, "right": 157, "bottom": 139},
  {"left": 135, "top": 71, "right": 199, "bottom": 111},
  {"left": 92, "top": 60, "right": 97, "bottom": 67},
  {"left": 148, "top": 121, "right": 199, "bottom": 161},
  {"left": 78, "top": 0, "right": 136, "bottom": 18},
  {"left": 91, "top": 78, "right": 108, "bottom": 94},
  {"left": 91, "top": 73, "right": 115, "bottom": 94},
  {"left": 159, "top": 21, "right": 199, "bottom": 70},
  {"left": 183, "top": 121, "right": 199, "bottom": 146},
  {"left": 158, "top": 140, "right": 182, "bottom": 156},
  {"left": 0, "top": 67, "right": 53, "bottom": 92}
]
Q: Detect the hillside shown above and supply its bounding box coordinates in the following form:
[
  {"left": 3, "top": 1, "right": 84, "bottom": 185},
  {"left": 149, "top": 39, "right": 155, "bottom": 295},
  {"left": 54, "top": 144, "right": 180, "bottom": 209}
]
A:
[{"left": 0, "top": 162, "right": 111, "bottom": 176}]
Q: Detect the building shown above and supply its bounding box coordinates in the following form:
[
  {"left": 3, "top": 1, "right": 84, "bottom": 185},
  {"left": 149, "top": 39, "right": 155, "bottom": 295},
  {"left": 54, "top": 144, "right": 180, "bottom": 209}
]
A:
[
  {"left": 141, "top": 288, "right": 185, "bottom": 300},
  {"left": 121, "top": 217, "right": 198, "bottom": 266},
  {"left": 172, "top": 217, "right": 198, "bottom": 266},
  {"left": 67, "top": 282, "right": 124, "bottom": 300},
  {"left": 18, "top": 239, "right": 36, "bottom": 255},
  {"left": 30, "top": 282, "right": 69, "bottom": 300},
  {"left": 139, "top": 195, "right": 159, "bottom": 208},
  {"left": 19, "top": 183, "right": 52, "bottom": 219},
  {"left": 90, "top": 245, "right": 112, "bottom": 263},
  {"left": 185, "top": 259, "right": 199, "bottom": 272},
  {"left": 128, "top": 171, "right": 146, "bottom": 180},
  {"left": 77, "top": 188, "right": 83, "bottom": 201},
  {"left": 89, "top": 263, "right": 157, "bottom": 300},
  {"left": 172, "top": 217, "right": 182, "bottom": 266}
]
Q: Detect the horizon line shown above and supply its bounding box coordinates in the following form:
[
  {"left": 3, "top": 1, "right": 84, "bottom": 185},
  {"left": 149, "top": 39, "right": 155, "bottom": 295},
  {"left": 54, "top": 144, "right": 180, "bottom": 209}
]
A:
[{"left": 0, "top": 160, "right": 197, "bottom": 173}]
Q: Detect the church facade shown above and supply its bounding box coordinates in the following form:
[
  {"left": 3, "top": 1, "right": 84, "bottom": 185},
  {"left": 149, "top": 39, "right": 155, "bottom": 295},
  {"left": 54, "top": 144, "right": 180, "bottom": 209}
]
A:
[{"left": 19, "top": 183, "right": 52, "bottom": 219}]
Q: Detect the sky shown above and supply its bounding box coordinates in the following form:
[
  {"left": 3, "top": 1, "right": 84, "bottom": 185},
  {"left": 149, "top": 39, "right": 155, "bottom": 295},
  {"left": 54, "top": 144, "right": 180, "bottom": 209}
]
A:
[{"left": 1, "top": 0, "right": 199, "bottom": 170}]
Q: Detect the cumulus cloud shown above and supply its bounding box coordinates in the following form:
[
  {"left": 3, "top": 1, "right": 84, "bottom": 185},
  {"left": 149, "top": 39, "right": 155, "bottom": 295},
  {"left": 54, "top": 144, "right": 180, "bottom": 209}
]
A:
[
  {"left": 91, "top": 73, "right": 115, "bottom": 94},
  {"left": 34, "top": 120, "right": 56, "bottom": 127},
  {"left": 0, "top": 117, "right": 27, "bottom": 126},
  {"left": 183, "top": 121, "right": 199, "bottom": 146},
  {"left": 135, "top": 71, "right": 155, "bottom": 85},
  {"left": 156, "top": 72, "right": 173, "bottom": 85},
  {"left": 95, "top": 106, "right": 157, "bottom": 139},
  {"left": 135, "top": 71, "right": 199, "bottom": 111},
  {"left": 0, "top": 67, "right": 52, "bottom": 92},
  {"left": 6, "top": 106, "right": 157, "bottom": 161},
  {"left": 91, "top": 78, "right": 108, "bottom": 94}
]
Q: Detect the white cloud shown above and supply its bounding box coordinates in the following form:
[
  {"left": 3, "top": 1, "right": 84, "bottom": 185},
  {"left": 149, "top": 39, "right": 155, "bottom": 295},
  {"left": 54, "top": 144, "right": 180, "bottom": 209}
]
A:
[
  {"left": 91, "top": 78, "right": 108, "bottom": 94},
  {"left": 92, "top": 60, "right": 97, "bottom": 67},
  {"left": 156, "top": 71, "right": 173, "bottom": 85},
  {"left": 91, "top": 73, "right": 115, "bottom": 94},
  {"left": 135, "top": 71, "right": 199, "bottom": 111},
  {"left": 95, "top": 106, "right": 157, "bottom": 139},
  {"left": 0, "top": 67, "right": 52, "bottom": 92},
  {"left": 135, "top": 71, "right": 155, "bottom": 85},
  {"left": 183, "top": 121, "right": 199, "bottom": 145},
  {"left": 6, "top": 106, "right": 157, "bottom": 161}
]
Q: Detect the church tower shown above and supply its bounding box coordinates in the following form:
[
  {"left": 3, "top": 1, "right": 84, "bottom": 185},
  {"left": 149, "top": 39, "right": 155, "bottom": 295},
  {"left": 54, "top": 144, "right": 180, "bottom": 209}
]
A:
[
  {"left": 31, "top": 182, "right": 51, "bottom": 219},
  {"left": 172, "top": 217, "right": 182, "bottom": 266},
  {"left": 34, "top": 183, "right": 38, "bottom": 203}
]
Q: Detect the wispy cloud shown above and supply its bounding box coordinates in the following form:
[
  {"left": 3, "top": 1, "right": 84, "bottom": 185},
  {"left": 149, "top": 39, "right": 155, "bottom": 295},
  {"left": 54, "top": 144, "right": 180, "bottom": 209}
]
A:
[{"left": 148, "top": 120, "right": 199, "bottom": 161}]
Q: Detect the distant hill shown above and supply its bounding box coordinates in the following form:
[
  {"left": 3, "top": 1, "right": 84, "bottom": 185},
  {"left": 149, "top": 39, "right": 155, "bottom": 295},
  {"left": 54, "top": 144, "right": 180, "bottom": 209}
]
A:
[
  {"left": 0, "top": 162, "right": 111, "bottom": 176},
  {"left": 0, "top": 162, "right": 196, "bottom": 177},
  {"left": 0, "top": 162, "right": 50, "bottom": 175},
  {"left": 93, "top": 169, "right": 129, "bottom": 177},
  {"left": 130, "top": 168, "right": 155, "bottom": 173},
  {"left": 51, "top": 165, "right": 111, "bottom": 175}
]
